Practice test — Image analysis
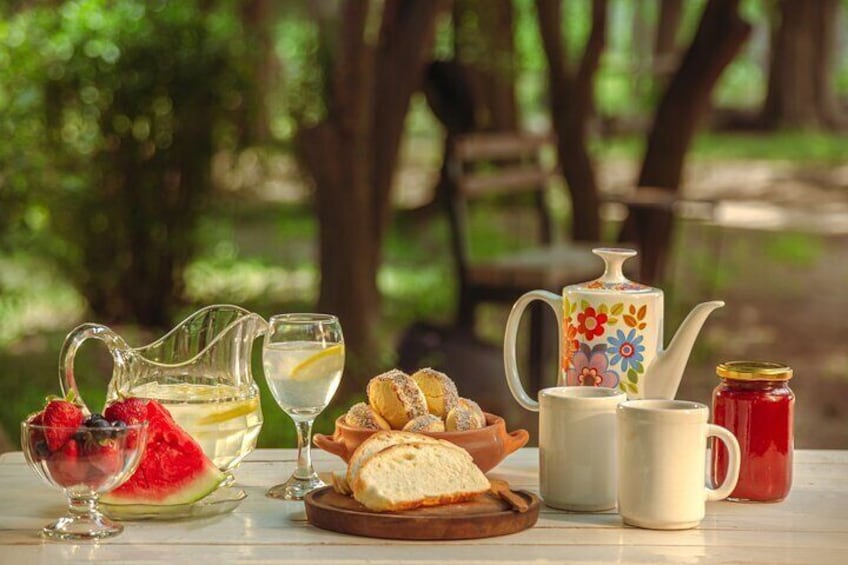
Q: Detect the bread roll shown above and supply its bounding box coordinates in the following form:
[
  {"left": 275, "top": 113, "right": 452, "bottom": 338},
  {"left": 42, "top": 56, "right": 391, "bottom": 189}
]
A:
[
  {"left": 346, "top": 430, "right": 448, "bottom": 486},
  {"left": 366, "top": 370, "right": 428, "bottom": 429},
  {"left": 410, "top": 368, "right": 459, "bottom": 418},
  {"left": 344, "top": 402, "right": 390, "bottom": 431},
  {"left": 445, "top": 398, "right": 486, "bottom": 432},
  {"left": 353, "top": 441, "right": 490, "bottom": 512},
  {"left": 402, "top": 413, "right": 445, "bottom": 433}
]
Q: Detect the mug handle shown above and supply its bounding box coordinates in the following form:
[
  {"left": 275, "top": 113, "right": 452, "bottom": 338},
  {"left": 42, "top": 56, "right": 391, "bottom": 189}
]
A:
[
  {"left": 503, "top": 290, "right": 563, "bottom": 412},
  {"left": 705, "top": 424, "right": 741, "bottom": 501}
]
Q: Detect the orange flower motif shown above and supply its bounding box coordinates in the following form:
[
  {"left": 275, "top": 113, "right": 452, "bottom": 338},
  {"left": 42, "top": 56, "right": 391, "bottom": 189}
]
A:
[
  {"left": 576, "top": 307, "right": 608, "bottom": 340},
  {"left": 561, "top": 321, "right": 579, "bottom": 370}
]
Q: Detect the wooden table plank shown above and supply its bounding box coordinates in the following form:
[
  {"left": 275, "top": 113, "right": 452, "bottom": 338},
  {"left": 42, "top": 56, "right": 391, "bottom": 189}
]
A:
[{"left": 0, "top": 449, "right": 845, "bottom": 564}]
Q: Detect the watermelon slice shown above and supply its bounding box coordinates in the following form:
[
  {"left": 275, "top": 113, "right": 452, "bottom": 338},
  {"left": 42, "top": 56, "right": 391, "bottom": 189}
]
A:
[{"left": 101, "top": 399, "right": 225, "bottom": 506}]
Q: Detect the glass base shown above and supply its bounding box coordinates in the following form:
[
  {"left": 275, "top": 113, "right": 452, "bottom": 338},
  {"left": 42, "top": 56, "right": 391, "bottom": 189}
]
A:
[
  {"left": 42, "top": 511, "right": 123, "bottom": 541},
  {"left": 266, "top": 473, "right": 325, "bottom": 501}
]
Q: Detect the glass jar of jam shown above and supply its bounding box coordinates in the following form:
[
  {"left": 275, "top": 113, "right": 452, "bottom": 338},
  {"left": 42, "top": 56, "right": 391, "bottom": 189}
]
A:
[{"left": 712, "top": 361, "right": 794, "bottom": 502}]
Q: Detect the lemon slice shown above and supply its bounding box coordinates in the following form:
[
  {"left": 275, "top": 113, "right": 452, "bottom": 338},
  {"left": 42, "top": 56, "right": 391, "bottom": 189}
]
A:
[
  {"left": 291, "top": 344, "right": 345, "bottom": 382},
  {"left": 196, "top": 397, "right": 259, "bottom": 426}
]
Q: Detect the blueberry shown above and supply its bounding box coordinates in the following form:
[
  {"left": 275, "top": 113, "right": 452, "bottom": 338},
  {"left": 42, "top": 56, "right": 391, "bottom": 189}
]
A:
[
  {"left": 109, "top": 420, "right": 127, "bottom": 438},
  {"left": 35, "top": 440, "right": 51, "bottom": 459},
  {"left": 84, "top": 413, "right": 108, "bottom": 427}
]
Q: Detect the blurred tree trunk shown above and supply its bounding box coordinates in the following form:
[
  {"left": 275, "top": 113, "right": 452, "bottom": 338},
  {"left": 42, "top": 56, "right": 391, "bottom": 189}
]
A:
[
  {"left": 621, "top": 0, "right": 751, "bottom": 284},
  {"left": 654, "top": 0, "right": 683, "bottom": 82},
  {"left": 296, "top": 0, "right": 440, "bottom": 390},
  {"left": 761, "top": 0, "right": 842, "bottom": 129},
  {"left": 536, "top": 0, "right": 607, "bottom": 242},
  {"left": 239, "top": 0, "right": 277, "bottom": 144},
  {"left": 454, "top": 0, "right": 517, "bottom": 131}
]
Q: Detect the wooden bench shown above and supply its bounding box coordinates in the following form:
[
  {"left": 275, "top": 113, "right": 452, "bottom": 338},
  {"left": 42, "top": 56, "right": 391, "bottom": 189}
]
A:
[{"left": 442, "top": 131, "right": 619, "bottom": 389}]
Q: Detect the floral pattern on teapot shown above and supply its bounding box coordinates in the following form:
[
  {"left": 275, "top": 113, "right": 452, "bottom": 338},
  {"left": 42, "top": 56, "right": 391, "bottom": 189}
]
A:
[{"left": 563, "top": 298, "right": 649, "bottom": 396}]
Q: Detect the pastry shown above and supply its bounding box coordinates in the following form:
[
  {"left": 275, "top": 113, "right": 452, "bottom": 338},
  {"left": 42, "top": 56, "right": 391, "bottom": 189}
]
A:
[
  {"left": 410, "top": 368, "right": 459, "bottom": 418},
  {"left": 366, "top": 369, "right": 428, "bottom": 429},
  {"left": 344, "top": 402, "right": 390, "bottom": 431},
  {"left": 445, "top": 398, "right": 486, "bottom": 431},
  {"left": 352, "top": 438, "right": 490, "bottom": 512},
  {"left": 402, "top": 413, "right": 446, "bottom": 433}
]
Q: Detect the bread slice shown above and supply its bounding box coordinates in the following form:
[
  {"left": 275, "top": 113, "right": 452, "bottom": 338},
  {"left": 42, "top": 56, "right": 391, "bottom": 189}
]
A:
[
  {"left": 346, "top": 430, "right": 447, "bottom": 486},
  {"left": 352, "top": 442, "right": 490, "bottom": 512}
]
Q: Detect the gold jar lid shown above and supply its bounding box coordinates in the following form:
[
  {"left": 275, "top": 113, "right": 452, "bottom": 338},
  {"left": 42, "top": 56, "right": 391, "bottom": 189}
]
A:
[{"left": 716, "top": 361, "right": 793, "bottom": 381}]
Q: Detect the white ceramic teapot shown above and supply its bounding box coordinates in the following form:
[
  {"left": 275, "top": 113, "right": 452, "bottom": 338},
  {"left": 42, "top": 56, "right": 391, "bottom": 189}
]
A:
[{"left": 504, "top": 248, "right": 724, "bottom": 409}]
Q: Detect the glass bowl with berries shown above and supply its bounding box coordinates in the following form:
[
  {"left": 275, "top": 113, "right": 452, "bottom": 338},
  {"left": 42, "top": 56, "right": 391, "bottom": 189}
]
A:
[{"left": 21, "top": 395, "right": 148, "bottom": 541}]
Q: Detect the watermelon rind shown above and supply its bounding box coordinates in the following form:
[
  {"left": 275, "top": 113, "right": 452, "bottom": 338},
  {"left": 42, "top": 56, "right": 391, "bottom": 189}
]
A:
[{"left": 100, "top": 399, "right": 227, "bottom": 507}]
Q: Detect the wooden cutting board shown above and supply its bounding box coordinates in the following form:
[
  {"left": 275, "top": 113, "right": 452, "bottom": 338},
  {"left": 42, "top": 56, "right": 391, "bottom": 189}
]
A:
[{"left": 304, "top": 486, "right": 540, "bottom": 540}]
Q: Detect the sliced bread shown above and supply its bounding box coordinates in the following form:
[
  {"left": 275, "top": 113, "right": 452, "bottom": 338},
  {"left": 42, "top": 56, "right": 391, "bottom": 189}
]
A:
[
  {"left": 346, "top": 430, "right": 449, "bottom": 486},
  {"left": 352, "top": 441, "right": 490, "bottom": 512}
]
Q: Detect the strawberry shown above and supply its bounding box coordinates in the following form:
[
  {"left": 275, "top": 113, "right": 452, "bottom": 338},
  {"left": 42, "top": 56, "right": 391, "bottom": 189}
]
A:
[
  {"left": 85, "top": 438, "right": 123, "bottom": 482},
  {"left": 25, "top": 411, "right": 50, "bottom": 461},
  {"left": 105, "top": 398, "right": 149, "bottom": 449},
  {"left": 42, "top": 400, "right": 85, "bottom": 452},
  {"left": 46, "top": 438, "right": 88, "bottom": 487},
  {"left": 104, "top": 397, "right": 149, "bottom": 425}
]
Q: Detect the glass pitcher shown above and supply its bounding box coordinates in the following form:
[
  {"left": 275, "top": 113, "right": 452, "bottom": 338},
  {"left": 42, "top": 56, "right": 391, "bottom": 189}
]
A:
[{"left": 59, "top": 305, "right": 268, "bottom": 474}]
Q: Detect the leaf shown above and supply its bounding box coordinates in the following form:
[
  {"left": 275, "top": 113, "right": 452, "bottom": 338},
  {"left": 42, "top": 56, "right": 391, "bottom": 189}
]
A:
[
  {"left": 628, "top": 368, "right": 638, "bottom": 383},
  {"left": 629, "top": 304, "right": 636, "bottom": 315},
  {"left": 570, "top": 301, "right": 578, "bottom": 314},
  {"left": 618, "top": 382, "right": 627, "bottom": 392},
  {"left": 580, "top": 300, "right": 590, "bottom": 311},
  {"left": 611, "top": 303, "right": 624, "bottom": 315},
  {"left": 635, "top": 362, "right": 644, "bottom": 374},
  {"left": 638, "top": 322, "right": 647, "bottom": 330},
  {"left": 599, "top": 303, "right": 609, "bottom": 314},
  {"left": 626, "top": 382, "right": 638, "bottom": 394},
  {"left": 563, "top": 299, "right": 570, "bottom": 316},
  {"left": 624, "top": 315, "right": 637, "bottom": 327},
  {"left": 637, "top": 305, "right": 647, "bottom": 320},
  {"left": 608, "top": 317, "right": 618, "bottom": 324}
]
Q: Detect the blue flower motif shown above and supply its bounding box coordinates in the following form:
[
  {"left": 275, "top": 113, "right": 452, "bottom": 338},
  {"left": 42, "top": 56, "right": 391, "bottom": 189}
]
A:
[{"left": 606, "top": 329, "right": 645, "bottom": 372}]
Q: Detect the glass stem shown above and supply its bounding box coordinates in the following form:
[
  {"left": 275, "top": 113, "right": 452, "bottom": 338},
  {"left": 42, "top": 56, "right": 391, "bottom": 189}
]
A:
[
  {"left": 293, "top": 419, "right": 314, "bottom": 480},
  {"left": 68, "top": 494, "right": 98, "bottom": 517}
]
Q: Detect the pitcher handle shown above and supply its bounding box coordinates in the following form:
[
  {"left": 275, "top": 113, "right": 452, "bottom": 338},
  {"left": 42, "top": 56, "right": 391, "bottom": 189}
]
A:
[
  {"left": 59, "top": 323, "right": 132, "bottom": 412},
  {"left": 503, "top": 290, "right": 563, "bottom": 412}
]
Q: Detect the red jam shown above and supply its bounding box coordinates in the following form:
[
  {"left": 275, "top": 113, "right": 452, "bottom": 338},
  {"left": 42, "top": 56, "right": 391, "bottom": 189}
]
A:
[{"left": 712, "top": 361, "right": 794, "bottom": 502}]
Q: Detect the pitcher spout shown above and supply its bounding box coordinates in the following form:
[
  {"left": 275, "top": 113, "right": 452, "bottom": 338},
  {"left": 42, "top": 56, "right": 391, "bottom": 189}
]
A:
[{"left": 642, "top": 300, "right": 725, "bottom": 400}]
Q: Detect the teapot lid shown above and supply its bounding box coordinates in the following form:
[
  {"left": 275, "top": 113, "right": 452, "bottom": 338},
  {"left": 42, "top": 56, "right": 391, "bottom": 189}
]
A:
[{"left": 573, "top": 248, "right": 654, "bottom": 294}]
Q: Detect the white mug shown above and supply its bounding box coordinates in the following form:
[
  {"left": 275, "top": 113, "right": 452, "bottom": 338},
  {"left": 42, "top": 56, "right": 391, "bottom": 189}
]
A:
[
  {"left": 539, "top": 387, "right": 627, "bottom": 511},
  {"left": 617, "top": 400, "right": 740, "bottom": 530}
]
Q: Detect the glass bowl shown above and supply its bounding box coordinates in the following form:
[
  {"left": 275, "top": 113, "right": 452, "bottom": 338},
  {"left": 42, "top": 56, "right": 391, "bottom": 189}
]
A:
[{"left": 21, "top": 420, "right": 149, "bottom": 541}]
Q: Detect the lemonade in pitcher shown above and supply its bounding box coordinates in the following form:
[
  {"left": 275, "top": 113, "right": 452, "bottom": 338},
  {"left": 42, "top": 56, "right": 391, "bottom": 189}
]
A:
[{"left": 129, "top": 381, "right": 263, "bottom": 472}]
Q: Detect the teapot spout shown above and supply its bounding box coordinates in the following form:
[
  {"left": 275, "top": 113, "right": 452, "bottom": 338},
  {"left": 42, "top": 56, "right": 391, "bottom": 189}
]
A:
[{"left": 642, "top": 300, "right": 725, "bottom": 400}]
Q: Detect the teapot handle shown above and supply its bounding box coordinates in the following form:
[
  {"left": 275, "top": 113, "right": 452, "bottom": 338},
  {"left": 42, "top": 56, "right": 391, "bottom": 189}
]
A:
[
  {"left": 503, "top": 290, "right": 563, "bottom": 412},
  {"left": 59, "top": 323, "right": 132, "bottom": 412}
]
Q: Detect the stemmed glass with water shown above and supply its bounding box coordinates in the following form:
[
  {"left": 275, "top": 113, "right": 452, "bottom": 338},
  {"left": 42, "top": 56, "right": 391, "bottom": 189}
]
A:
[{"left": 262, "top": 313, "right": 344, "bottom": 500}]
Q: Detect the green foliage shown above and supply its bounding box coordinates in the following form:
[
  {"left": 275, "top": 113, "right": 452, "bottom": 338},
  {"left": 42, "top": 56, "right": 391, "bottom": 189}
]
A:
[{"left": 0, "top": 0, "right": 249, "bottom": 323}]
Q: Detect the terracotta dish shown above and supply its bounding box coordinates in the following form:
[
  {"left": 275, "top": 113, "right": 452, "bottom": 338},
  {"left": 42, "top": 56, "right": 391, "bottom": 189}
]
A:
[{"left": 313, "top": 413, "right": 529, "bottom": 473}]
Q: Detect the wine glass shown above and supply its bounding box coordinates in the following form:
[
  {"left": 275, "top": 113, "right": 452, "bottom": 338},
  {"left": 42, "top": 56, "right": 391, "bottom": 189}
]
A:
[
  {"left": 21, "top": 420, "right": 148, "bottom": 540},
  {"left": 262, "top": 313, "right": 344, "bottom": 500}
]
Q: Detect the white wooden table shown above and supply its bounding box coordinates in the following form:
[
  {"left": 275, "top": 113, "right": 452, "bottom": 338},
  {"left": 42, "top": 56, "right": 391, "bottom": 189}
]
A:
[{"left": 0, "top": 449, "right": 845, "bottom": 563}]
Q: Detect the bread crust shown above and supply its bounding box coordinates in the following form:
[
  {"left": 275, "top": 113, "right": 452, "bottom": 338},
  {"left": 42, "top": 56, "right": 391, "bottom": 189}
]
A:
[
  {"left": 344, "top": 402, "right": 391, "bottom": 431},
  {"left": 410, "top": 368, "right": 459, "bottom": 418},
  {"left": 346, "top": 430, "right": 445, "bottom": 486},
  {"left": 352, "top": 441, "right": 489, "bottom": 512},
  {"left": 402, "top": 413, "right": 446, "bottom": 433},
  {"left": 366, "top": 370, "right": 428, "bottom": 429},
  {"left": 445, "top": 398, "right": 486, "bottom": 431}
]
